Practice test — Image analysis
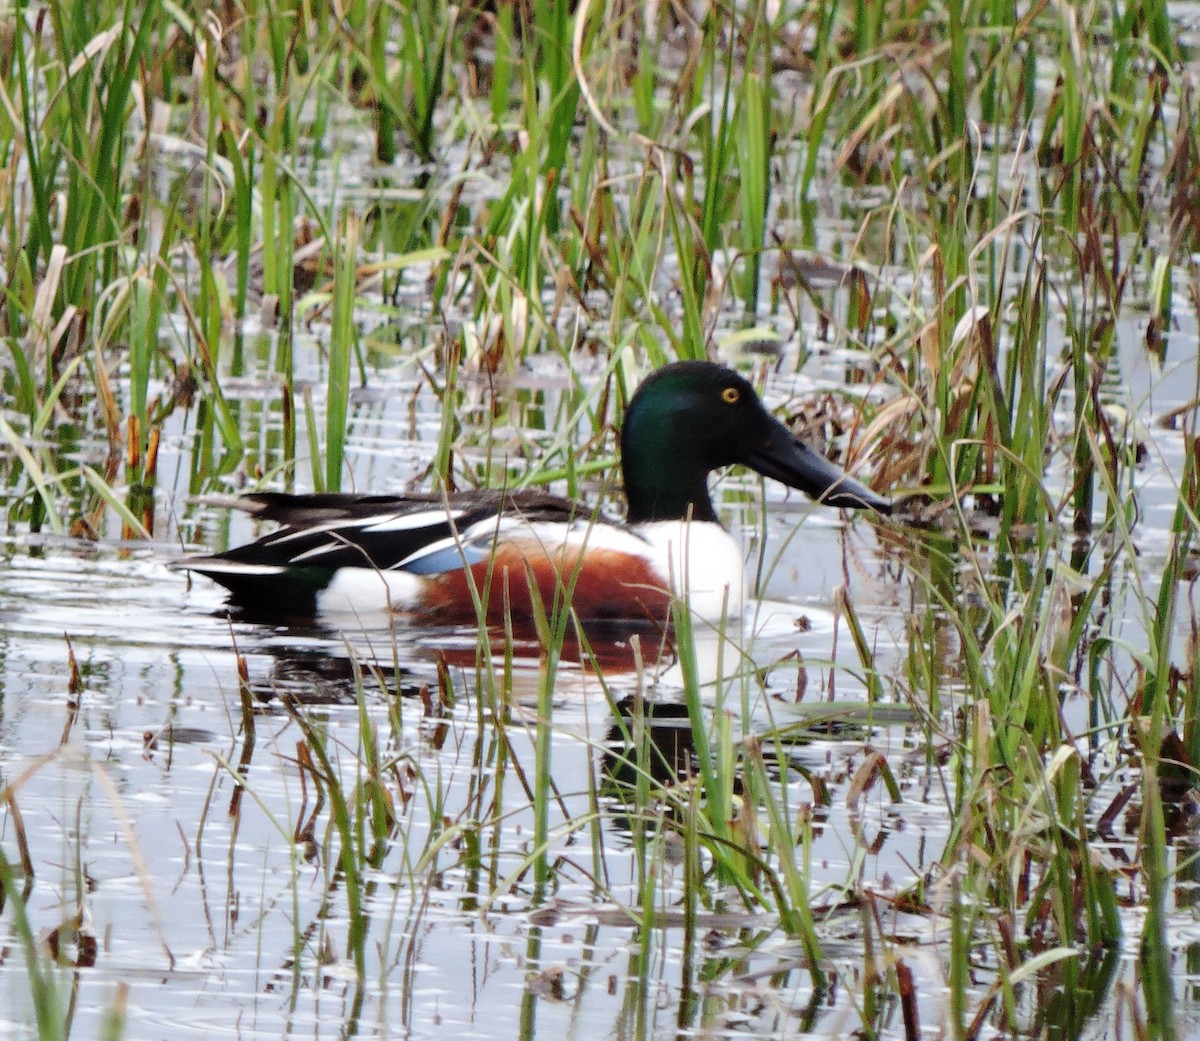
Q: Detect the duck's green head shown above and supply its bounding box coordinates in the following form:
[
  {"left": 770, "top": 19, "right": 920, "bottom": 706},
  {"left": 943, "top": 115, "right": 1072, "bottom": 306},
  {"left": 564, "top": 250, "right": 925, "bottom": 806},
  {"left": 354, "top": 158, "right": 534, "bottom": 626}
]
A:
[{"left": 620, "top": 361, "right": 890, "bottom": 524}]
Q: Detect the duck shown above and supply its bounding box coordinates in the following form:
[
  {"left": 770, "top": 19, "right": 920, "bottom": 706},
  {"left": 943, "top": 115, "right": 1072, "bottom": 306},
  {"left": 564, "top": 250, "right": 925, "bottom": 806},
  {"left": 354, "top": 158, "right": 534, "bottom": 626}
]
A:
[{"left": 176, "top": 361, "right": 890, "bottom": 627}]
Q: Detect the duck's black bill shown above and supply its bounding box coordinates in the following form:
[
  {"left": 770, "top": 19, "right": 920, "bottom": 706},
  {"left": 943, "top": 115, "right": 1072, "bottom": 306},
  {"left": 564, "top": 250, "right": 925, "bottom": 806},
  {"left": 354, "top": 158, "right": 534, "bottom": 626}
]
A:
[{"left": 746, "top": 417, "right": 892, "bottom": 514}]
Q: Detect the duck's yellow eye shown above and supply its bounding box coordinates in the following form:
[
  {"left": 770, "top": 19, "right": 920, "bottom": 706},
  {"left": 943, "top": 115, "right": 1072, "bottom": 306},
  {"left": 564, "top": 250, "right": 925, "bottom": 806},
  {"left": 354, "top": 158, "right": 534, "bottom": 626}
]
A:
[{"left": 721, "top": 386, "right": 740, "bottom": 404}]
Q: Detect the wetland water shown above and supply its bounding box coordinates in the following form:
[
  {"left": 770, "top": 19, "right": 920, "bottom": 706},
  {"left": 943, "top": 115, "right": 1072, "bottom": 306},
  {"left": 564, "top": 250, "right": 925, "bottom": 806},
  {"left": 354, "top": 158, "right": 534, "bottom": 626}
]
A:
[{"left": 2, "top": 325, "right": 1199, "bottom": 1039}]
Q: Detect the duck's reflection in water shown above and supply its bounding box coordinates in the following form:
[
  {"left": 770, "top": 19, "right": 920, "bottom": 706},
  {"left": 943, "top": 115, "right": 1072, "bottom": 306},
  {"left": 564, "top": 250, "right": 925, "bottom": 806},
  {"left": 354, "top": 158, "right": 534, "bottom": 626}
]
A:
[{"left": 224, "top": 604, "right": 763, "bottom": 706}]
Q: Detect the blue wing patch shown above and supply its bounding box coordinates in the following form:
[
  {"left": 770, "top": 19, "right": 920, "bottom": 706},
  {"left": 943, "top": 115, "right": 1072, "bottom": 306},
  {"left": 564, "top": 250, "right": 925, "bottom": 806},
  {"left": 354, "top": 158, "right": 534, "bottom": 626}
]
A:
[{"left": 398, "top": 537, "right": 490, "bottom": 576}]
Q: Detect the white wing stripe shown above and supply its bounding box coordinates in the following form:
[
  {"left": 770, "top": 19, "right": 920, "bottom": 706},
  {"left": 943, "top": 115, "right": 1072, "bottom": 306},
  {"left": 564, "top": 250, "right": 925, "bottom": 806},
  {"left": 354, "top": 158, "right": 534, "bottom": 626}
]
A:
[
  {"left": 288, "top": 541, "right": 358, "bottom": 564},
  {"left": 191, "top": 561, "right": 288, "bottom": 576},
  {"left": 363, "top": 509, "right": 464, "bottom": 533},
  {"left": 266, "top": 508, "right": 464, "bottom": 546}
]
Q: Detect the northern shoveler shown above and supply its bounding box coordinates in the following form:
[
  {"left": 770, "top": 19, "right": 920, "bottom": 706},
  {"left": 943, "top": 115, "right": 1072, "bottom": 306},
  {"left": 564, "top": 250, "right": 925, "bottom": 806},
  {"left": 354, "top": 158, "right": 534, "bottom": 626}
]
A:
[{"left": 177, "top": 361, "right": 890, "bottom": 626}]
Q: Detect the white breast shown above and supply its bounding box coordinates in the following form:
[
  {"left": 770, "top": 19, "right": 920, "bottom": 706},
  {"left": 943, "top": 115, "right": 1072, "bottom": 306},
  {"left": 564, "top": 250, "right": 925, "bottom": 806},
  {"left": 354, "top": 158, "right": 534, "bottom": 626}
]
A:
[{"left": 633, "top": 520, "right": 746, "bottom": 627}]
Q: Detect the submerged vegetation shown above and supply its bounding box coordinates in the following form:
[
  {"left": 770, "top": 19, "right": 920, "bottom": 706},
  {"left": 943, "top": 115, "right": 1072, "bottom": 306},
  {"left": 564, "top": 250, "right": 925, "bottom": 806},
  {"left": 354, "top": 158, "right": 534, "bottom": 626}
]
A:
[{"left": 1, "top": 0, "right": 1200, "bottom": 1038}]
